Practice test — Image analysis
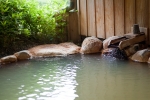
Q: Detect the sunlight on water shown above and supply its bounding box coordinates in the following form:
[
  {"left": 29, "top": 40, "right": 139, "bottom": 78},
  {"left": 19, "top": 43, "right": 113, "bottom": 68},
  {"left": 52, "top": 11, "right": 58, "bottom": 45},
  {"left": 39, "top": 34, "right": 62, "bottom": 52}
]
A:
[{"left": 0, "top": 54, "right": 150, "bottom": 100}]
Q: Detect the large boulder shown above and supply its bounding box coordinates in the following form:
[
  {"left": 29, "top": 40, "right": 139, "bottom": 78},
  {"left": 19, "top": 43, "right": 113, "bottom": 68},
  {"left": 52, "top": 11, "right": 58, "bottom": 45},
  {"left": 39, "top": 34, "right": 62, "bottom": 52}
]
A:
[
  {"left": 80, "top": 37, "right": 102, "bottom": 54},
  {"left": 103, "top": 36, "right": 120, "bottom": 49},
  {"left": 130, "top": 49, "right": 150, "bottom": 63},
  {"left": 0, "top": 55, "right": 17, "bottom": 64},
  {"left": 28, "top": 42, "right": 80, "bottom": 57},
  {"left": 14, "top": 50, "right": 32, "bottom": 60}
]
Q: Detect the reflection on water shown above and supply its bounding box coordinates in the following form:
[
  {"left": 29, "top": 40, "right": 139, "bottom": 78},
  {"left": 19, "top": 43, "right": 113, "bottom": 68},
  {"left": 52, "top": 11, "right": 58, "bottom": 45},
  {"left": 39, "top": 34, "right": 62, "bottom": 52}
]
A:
[
  {"left": 0, "top": 56, "right": 80, "bottom": 100},
  {"left": 0, "top": 54, "right": 150, "bottom": 100}
]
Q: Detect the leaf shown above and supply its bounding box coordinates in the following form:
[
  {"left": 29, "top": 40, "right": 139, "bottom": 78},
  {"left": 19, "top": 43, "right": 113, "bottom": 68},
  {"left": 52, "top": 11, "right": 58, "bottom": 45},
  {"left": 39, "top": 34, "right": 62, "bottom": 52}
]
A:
[
  {"left": 3, "top": 7, "right": 9, "bottom": 12},
  {"left": 0, "top": 21, "right": 7, "bottom": 27}
]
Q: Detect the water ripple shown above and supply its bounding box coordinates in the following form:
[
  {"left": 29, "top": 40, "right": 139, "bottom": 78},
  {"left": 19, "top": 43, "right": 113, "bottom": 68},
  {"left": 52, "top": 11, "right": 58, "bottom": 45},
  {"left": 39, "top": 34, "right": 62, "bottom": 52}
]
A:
[{"left": 1, "top": 54, "right": 150, "bottom": 100}]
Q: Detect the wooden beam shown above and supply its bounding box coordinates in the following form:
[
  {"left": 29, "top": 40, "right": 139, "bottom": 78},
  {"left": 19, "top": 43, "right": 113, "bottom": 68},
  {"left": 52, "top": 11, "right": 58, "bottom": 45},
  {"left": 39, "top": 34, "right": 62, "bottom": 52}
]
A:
[
  {"left": 87, "top": 0, "right": 96, "bottom": 37},
  {"left": 114, "top": 0, "right": 125, "bottom": 36},
  {"left": 77, "top": 0, "right": 81, "bottom": 42},
  {"left": 136, "top": 0, "right": 149, "bottom": 44},
  {"left": 80, "top": 0, "right": 88, "bottom": 36},
  {"left": 105, "top": 0, "right": 115, "bottom": 38},
  {"left": 69, "top": 12, "right": 79, "bottom": 43},
  {"left": 96, "top": 0, "right": 105, "bottom": 38},
  {"left": 149, "top": 0, "right": 150, "bottom": 45},
  {"left": 125, "top": 0, "right": 135, "bottom": 34},
  {"left": 119, "top": 33, "right": 146, "bottom": 50},
  {"left": 136, "top": 0, "right": 149, "bottom": 27}
]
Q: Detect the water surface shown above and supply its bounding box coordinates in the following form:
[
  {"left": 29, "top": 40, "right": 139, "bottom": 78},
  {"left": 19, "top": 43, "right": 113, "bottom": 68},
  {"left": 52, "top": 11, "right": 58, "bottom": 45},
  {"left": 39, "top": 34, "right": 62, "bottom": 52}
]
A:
[{"left": 0, "top": 54, "right": 150, "bottom": 100}]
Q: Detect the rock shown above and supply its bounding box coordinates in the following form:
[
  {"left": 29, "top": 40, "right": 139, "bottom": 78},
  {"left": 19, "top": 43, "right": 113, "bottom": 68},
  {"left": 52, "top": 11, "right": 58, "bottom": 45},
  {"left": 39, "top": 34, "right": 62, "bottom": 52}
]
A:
[
  {"left": 148, "top": 57, "right": 150, "bottom": 63},
  {"left": 103, "top": 36, "right": 120, "bottom": 49},
  {"left": 80, "top": 37, "right": 102, "bottom": 54},
  {"left": 101, "top": 48, "right": 116, "bottom": 55},
  {"left": 14, "top": 50, "right": 32, "bottom": 60},
  {"left": 28, "top": 42, "right": 80, "bottom": 57},
  {"left": 102, "top": 48, "right": 127, "bottom": 60},
  {"left": 59, "top": 42, "right": 81, "bottom": 54},
  {"left": 130, "top": 49, "right": 150, "bottom": 63},
  {"left": 0, "top": 55, "right": 17, "bottom": 64},
  {"left": 124, "top": 44, "right": 140, "bottom": 57}
]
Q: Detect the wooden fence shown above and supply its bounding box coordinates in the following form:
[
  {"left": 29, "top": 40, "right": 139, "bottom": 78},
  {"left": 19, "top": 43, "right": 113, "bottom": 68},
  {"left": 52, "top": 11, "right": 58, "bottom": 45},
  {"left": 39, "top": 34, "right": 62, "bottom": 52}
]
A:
[{"left": 68, "top": 0, "right": 150, "bottom": 44}]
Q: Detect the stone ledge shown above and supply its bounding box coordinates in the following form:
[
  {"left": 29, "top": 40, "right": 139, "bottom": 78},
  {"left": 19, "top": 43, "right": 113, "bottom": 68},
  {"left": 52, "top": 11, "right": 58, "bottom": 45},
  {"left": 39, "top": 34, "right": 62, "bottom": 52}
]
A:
[{"left": 28, "top": 42, "right": 81, "bottom": 57}]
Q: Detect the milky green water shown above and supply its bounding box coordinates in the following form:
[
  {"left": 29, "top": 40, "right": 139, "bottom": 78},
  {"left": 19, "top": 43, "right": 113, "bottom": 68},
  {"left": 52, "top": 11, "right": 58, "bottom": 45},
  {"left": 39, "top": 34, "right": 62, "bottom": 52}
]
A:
[{"left": 0, "top": 54, "right": 150, "bottom": 100}]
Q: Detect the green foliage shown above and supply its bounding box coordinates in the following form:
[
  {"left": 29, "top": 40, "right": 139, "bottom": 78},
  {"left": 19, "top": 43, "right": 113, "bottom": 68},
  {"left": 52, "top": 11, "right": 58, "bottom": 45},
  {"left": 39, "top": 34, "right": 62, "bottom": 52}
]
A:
[{"left": 0, "top": 0, "right": 68, "bottom": 56}]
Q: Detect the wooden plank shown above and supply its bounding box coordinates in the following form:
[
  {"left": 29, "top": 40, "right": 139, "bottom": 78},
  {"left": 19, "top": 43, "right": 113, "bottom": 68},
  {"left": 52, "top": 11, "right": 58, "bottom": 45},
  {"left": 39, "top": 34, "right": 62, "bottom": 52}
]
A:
[
  {"left": 149, "top": 0, "right": 150, "bottom": 45},
  {"left": 67, "top": 14, "right": 70, "bottom": 41},
  {"left": 119, "top": 34, "right": 146, "bottom": 50},
  {"left": 105, "top": 0, "right": 115, "bottom": 38},
  {"left": 80, "top": 0, "right": 87, "bottom": 36},
  {"left": 109, "top": 36, "right": 127, "bottom": 45},
  {"left": 87, "top": 0, "right": 96, "bottom": 37},
  {"left": 125, "top": 0, "right": 135, "bottom": 34},
  {"left": 136, "top": 0, "right": 149, "bottom": 27},
  {"left": 136, "top": 0, "right": 149, "bottom": 44},
  {"left": 95, "top": 0, "right": 105, "bottom": 38},
  {"left": 69, "top": 12, "right": 79, "bottom": 43},
  {"left": 73, "top": 0, "right": 77, "bottom": 10},
  {"left": 77, "top": 0, "right": 81, "bottom": 42},
  {"left": 114, "top": 0, "right": 125, "bottom": 36}
]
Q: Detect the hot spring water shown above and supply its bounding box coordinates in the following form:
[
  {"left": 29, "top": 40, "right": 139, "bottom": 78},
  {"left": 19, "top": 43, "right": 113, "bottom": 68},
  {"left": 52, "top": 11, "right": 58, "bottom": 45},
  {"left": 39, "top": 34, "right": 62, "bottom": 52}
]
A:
[{"left": 0, "top": 54, "right": 150, "bottom": 100}]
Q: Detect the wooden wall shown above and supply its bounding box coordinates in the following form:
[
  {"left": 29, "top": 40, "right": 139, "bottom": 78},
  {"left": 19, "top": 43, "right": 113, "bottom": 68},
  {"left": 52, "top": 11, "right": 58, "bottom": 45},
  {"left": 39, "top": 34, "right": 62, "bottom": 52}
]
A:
[{"left": 70, "top": 0, "right": 150, "bottom": 44}]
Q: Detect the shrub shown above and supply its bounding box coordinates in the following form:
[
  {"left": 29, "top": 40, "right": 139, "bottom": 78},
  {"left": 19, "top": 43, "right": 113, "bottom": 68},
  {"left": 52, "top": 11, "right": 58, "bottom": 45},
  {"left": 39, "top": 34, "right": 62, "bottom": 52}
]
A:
[{"left": 0, "top": 0, "right": 68, "bottom": 56}]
